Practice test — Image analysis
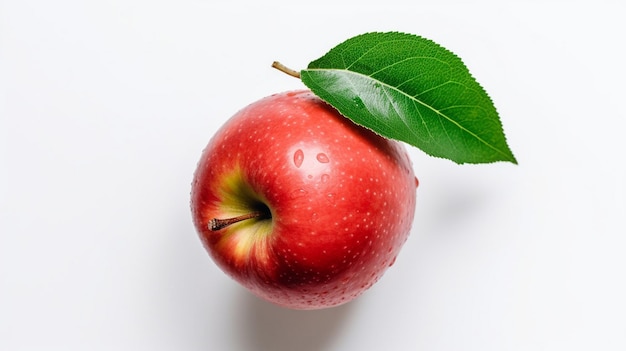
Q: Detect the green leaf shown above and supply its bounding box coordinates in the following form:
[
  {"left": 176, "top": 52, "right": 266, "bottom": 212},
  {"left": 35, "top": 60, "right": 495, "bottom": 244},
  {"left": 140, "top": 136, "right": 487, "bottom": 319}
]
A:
[{"left": 300, "top": 32, "right": 517, "bottom": 164}]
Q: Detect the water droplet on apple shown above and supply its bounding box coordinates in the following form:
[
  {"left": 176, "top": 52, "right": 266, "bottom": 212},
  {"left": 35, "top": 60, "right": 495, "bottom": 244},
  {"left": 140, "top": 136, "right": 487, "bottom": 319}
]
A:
[
  {"left": 316, "top": 152, "right": 329, "bottom": 163},
  {"left": 293, "top": 149, "right": 304, "bottom": 168},
  {"left": 294, "top": 188, "right": 308, "bottom": 196},
  {"left": 321, "top": 174, "right": 330, "bottom": 183},
  {"left": 388, "top": 255, "right": 397, "bottom": 267}
]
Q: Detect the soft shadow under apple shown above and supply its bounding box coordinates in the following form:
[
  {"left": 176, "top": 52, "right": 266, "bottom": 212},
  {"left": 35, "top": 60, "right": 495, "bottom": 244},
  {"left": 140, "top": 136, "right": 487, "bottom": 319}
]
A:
[{"left": 235, "top": 289, "right": 357, "bottom": 351}]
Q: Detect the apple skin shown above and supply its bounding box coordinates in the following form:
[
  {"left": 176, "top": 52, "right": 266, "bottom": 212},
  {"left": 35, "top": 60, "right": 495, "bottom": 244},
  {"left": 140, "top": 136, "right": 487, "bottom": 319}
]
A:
[{"left": 191, "top": 90, "right": 417, "bottom": 309}]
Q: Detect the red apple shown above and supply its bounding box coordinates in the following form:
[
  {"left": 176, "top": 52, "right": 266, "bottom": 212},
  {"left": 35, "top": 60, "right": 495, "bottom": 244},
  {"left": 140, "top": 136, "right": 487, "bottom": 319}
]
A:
[{"left": 191, "top": 90, "right": 418, "bottom": 309}]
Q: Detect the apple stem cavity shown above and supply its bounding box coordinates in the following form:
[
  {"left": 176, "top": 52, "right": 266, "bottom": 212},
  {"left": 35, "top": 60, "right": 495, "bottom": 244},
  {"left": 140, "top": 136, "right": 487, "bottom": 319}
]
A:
[
  {"left": 208, "top": 210, "right": 271, "bottom": 231},
  {"left": 272, "top": 61, "right": 301, "bottom": 79}
]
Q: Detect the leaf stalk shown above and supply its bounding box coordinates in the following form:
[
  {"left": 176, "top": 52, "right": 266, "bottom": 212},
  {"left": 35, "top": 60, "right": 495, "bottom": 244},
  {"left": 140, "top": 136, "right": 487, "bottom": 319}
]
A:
[{"left": 272, "top": 61, "right": 301, "bottom": 79}]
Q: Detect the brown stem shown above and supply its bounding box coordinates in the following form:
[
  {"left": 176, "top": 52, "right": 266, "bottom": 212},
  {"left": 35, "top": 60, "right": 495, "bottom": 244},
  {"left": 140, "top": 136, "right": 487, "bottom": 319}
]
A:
[
  {"left": 272, "top": 61, "right": 301, "bottom": 79},
  {"left": 208, "top": 211, "right": 269, "bottom": 231}
]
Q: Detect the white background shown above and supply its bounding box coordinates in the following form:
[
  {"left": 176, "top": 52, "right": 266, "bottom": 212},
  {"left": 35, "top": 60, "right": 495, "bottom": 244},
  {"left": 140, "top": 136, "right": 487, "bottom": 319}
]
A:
[{"left": 2, "top": 1, "right": 625, "bottom": 350}]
